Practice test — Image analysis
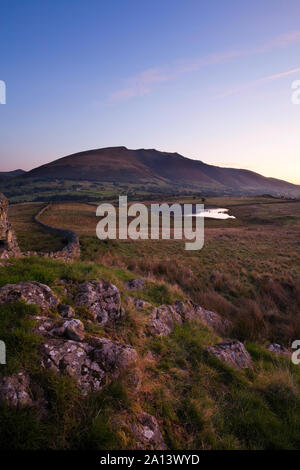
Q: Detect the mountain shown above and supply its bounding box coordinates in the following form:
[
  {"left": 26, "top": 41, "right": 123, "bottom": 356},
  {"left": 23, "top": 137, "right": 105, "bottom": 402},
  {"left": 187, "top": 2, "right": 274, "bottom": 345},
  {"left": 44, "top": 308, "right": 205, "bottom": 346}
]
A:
[
  {"left": 19, "top": 146, "right": 300, "bottom": 196},
  {"left": 0, "top": 169, "right": 26, "bottom": 181}
]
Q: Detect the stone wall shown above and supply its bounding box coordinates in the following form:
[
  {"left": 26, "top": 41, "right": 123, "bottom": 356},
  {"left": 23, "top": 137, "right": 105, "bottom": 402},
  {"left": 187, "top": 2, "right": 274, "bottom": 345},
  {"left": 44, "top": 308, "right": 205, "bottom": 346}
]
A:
[
  {"left": 0, "top": 193, "right": 21, "bottom": 259},
  {"left": 24, "top": 203, "right": 81, "bottom": 263}
]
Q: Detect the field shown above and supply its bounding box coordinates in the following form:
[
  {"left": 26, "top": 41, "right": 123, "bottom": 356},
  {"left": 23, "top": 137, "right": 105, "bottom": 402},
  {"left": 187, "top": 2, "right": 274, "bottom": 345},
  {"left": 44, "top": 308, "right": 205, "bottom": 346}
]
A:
[
  {"left": 1, "top": 195, "right": 300, "bottom": 450},
  {"left": 8, "top": 203, "right": 65, "bottom": 252},
  {"left": 9, "top": 196, "right": 300, "bottom": 344}
]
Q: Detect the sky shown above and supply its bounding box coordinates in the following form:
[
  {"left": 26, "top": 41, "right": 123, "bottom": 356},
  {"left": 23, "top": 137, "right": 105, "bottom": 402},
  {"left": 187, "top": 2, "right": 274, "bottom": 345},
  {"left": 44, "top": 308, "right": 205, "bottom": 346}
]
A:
[{"left": 1, "top": 0, "right": 300, "bottom": 184}]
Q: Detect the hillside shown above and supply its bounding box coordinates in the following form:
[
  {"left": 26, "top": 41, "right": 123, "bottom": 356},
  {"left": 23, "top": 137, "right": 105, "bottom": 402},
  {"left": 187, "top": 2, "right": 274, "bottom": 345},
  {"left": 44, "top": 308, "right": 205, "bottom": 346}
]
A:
[
  {"left": 1, "top": 196, "right": 300, "bottom": 450},
  {"left": 0, "top": 170, "right": 26, "bottom": 182},
  {"left": 22, "top": 147, "right": 300, "bottom": 197}
]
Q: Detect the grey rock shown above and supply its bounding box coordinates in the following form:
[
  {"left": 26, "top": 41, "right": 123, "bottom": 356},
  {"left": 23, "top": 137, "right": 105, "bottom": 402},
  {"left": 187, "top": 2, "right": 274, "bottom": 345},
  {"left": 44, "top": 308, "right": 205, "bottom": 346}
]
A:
[
  {"left": 40, "top": 335, "right": 138, "bottom": 394},
  {"left": 91, "top": 337, "right": 138, "bottom": 377},
  {"left": 58, "top": 304, "right": 75, "bottom": 318},
  {"left": 32, "top": 315, "right": 55, "bottom": 335},
  {"left": 40, "top": 338, "right": 104, "bottom": 395},
  {"left": 132, "top": 298, "right": 151, "bottom": 309},
  {"left": 0, "top": 193, "right": 21, "bottom": 259},
  {"left": 148, "top": 305, "right": 182, "bottom": 336},
  {"left": 148, "top": 300, "right": 231, "bottom": 337},
  {"left": 63, "top": 319, "right": 85, "bottom": 341},
  {"left": 0, "top": 372, "right": 33, "bottom": 407},
  {"left": 125, "top": 278, "right": 146, "bottom": 291},
  {"left": 205, "top": 341, "right": 253, "bottom": 369},
  {"left": 268, "top": 343, "right": 290, "bottom": 356},
  {"left": 75, "top": 279, "right": 123, "bottom": 325},
  {"left": 176, "top": 300, "right": 231, "bottom": 334},
  {"left": 131, "top": 412, "right": 167, "bottom": 450},
  {"left": 0, "top": 281, "right": 59, "bottom": 311}
]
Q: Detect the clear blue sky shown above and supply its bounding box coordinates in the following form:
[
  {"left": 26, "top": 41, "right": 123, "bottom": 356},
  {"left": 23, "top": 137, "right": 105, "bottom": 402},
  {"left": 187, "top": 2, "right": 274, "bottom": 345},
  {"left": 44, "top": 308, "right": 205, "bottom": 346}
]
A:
[{"left": 1, "top": 0, "right": 300, "bottom": 183}]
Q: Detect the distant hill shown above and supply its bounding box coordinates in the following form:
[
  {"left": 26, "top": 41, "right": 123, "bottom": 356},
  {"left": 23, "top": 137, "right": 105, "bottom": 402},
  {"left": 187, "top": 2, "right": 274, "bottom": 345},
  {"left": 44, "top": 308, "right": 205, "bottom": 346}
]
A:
[
  {"left": 23, "top": 146, "right": 300, "bottom": 196},
  {"left": 0, "top": 169, "right": 26, "bottom": 182}
]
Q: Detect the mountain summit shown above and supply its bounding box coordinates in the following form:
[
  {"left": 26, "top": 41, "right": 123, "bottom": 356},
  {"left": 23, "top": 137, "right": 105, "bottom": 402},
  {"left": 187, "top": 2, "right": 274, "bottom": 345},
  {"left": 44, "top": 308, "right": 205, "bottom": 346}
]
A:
[{"left": 24, "top": 146, "right": 299, "bottom": 196}]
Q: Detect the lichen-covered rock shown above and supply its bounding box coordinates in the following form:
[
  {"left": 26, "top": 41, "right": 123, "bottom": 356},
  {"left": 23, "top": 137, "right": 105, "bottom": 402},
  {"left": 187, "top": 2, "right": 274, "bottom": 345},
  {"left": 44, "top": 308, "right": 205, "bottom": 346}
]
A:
[
  {"left": 75, "top": 279, "right": 123, "bottom": 325},
  {"left": 0, "top": 193, "right": 21, "bottom": 259},
  {"left": 205, "top": 341, "right": 253, "bottom": 369},
  {"left": 63, "top": 319, "right": 85, "bottom": 341},
  {"left": 175, "top": 300, "right": 231, "bottom": 334},
  {"left": 268, "top": 343, "right": 290, "bottom": 356},
  {"left": 125, "top": 278, "right": 146, "bottom": 291},
  {"left": 40, "top": 336, "right": 138, "bottom": 394},
  {"left": 58, "top": 304, "right": 75, "bottom": 318},
  {"left": 91, "top": 337, "right": 138, "bottom": 378},
  {"left": 148, "top": 300, "right": 231, "bottom": 336},
  {"left": 32, "top": 315, "right": 55, "bottom": 336},
  {"left": 40, "top": 338, "right": 105, "bottom": 394},
  {"left": 148, "top": 304, "right": 182, "bottom": 336},
  {"left": 130, "top": 297, "right": 152, "bottom": 309},
  {"left": 131, "top": 412, "right": 167, "bottom": 450},
  {"left": 0, "top": 281, "right": 59, "bottom": 310},
  {"left": 0, "top": 372, "right": 33, "bottom": 407}
]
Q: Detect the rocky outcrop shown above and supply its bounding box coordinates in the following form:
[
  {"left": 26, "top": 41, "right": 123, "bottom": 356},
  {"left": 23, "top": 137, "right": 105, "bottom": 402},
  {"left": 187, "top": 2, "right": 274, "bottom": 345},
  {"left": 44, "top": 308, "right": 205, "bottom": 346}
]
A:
[
  {"left": 40, "top": 336, "right": 137, "bottom": 395},
  {"left": 0, "top": 193, "right": 21, "bottom": 259},
  {"left": 130, "top": 298, "right": 151, "bottom": 309},
  {"left": 148, "top": 300, "right": 231, "bottom": 336},
  {"left": 58, "top": 303, "right": 75, "bottom": 318},
  {"left": 75, "top": 279, "right": 124, "bottom": 325},
  {"left": 148, "top": 304, "right": 183, "bottom": 336},
  {"left": 131, "top": 412, "right": 167, "bottom": 450},
  {"left": 91, "top": 337, "right": 138, "bottom": 378},
  {"left": 125, "top": 278, "right": 146, "bottom": 290},
  {"left": 40, "top": 339, "right": 104, "bottom": 395},
  {"left": 268, "top": 343, "right": 290, "bottom": 356},
  {"left": 0, "top": 281, "right": 59, "bottom": 311},
  {"left": 50, "top": 318, "right": 85, "bottom": 342},
  {"left": 175, "top": 300, "right": 231, "bottom": 334},
  {"left": 205, "top": 341, "right": 253, "bottom": 369},
  {"left": 0, "top": 372, "right": 33, "bottom": 407}
]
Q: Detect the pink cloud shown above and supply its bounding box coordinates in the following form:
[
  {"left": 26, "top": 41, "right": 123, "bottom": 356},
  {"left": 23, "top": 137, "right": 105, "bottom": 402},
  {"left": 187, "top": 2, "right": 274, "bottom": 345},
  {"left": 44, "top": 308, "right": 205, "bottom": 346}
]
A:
[
  {"left": 110, "top": 30, "right": 300, "bottom": 103},
  {"left": 216, "top": 66, "right": 300, "bottom": 99}
]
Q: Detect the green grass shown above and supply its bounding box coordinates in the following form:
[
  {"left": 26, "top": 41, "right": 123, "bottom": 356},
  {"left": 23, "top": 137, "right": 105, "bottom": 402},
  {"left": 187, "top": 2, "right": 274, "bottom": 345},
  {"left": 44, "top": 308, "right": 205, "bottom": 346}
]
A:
[
  {"left": 0, "top": 302, "right": 42, "bottom": 377},
  {"left": 1, "top": 198, "right": 300, "bottom": 450}
]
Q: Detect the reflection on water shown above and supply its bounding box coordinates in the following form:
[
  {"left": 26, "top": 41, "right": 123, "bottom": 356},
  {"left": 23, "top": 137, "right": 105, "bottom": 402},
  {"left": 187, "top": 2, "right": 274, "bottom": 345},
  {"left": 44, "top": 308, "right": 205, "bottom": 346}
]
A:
[{"left": 189, "top": 208, "right": 236, "bottom": 220}]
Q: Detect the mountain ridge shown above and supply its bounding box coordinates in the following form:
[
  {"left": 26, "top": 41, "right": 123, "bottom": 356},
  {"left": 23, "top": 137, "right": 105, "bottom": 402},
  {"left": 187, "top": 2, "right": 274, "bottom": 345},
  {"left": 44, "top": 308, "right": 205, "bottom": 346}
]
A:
[{"left": 8, "top": 147, "right": 300, "bottom": 196}]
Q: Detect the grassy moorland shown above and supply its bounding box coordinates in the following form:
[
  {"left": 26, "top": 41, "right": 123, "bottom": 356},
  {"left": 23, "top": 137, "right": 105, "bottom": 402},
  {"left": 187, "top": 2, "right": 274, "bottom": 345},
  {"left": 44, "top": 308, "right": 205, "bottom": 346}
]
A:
[
  {"left": 21, "top": 196, "right": 300, "bottom": 345},
  {"left": 1, "top": 256, "right": 300, "bottom": 450},
  {"left": 8, "top": 203, "right": 65, "bottom": 252},
  {"left": 1, "top": 196, "right": 299, "bottom": 450}
]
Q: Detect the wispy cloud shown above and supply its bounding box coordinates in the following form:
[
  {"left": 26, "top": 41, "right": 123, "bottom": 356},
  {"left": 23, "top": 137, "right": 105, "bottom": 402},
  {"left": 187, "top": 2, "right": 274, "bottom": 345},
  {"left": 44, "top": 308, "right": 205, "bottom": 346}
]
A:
[
  {"left": 109, "top": 30, "right": 300, "bottom": 103},
  {"left": 216, "top": 66, "right": 300, "bottom": 99}
]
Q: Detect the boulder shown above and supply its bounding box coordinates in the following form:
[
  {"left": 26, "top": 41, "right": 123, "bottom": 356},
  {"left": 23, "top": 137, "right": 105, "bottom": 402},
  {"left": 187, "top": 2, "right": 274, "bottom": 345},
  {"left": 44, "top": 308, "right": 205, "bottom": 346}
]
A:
[
  {"left": 32, "top": 315, "right": 55, "bottom": 336},
  {"left": 174, "top": 300, "right": 231, "bottom": 334},
  {"left": 58, "top": 304, "right": 75, "bottom": 318},
  {"left": 148, "top": 304, "right": 182, "bottom": 336},
  {"left": 131, "top": 298, "right": 151, "bottom": 309},
  {"left": 63, "top": 319, "right": 85, "bottom": 342},
  {"left": 0, "top": 281, "right": 59, "bottom": 311},
  {"left": 148, "top": 300, "right": 231, "bottom": 336},
  {"left": 125, "top": 278, "right": 146, "bottom": 291},
  {"left": 131, "top": 412, "right": 167, "bottom": 450},
  {"left": 268, "top": 343, "right": 290, "bottom": 356},
  {"left": 205, "top": 341, "right": 253, "bottom": 369},
  {"left": 75, "top": 279, "right": 123, "bottom": 325},
  {"left": 0, "top": 372, "right": 33, "bottom": 407},
  {"left": 40, "top": 336, "right": 138, "bottom": 394},
  {"left": 92, "top": 337, "right": 138, "bottom": 377},
  {"left": 40, "top": 339, "right": 105, "bottom": 395}
]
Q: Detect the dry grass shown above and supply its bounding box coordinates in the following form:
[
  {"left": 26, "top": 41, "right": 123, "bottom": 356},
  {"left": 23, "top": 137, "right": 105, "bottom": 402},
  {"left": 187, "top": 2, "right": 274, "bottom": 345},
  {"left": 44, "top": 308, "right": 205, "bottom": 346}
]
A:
[{"left": 9, "top": 198, "right": 300, "bottom": 344}]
